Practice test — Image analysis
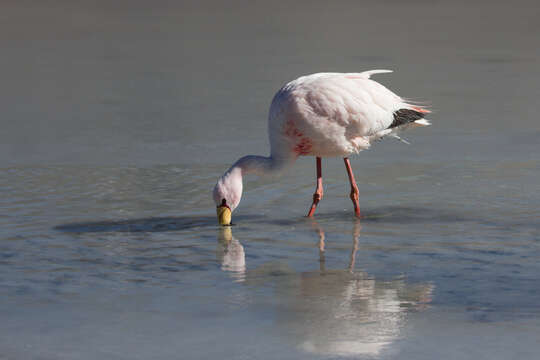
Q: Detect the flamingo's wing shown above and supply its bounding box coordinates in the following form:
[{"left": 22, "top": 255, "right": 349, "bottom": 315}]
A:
[
  {"left": 346, "top": 74, "right": 405, "bottom": 135},
  {"left": 299, "top": 73, "right": 406, "bottom": 137}
]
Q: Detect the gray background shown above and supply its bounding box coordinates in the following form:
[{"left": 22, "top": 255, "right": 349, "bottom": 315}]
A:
[{"left": 1, "top": 1, "right": 539, "bottom": 359}]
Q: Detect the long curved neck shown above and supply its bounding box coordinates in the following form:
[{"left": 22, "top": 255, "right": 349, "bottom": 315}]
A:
[
  {"left": 215, "top": 154, "right": 295, "bottom": 211},
  {"left": 231, "top": 154, "right": 294, "bottom": 176}
]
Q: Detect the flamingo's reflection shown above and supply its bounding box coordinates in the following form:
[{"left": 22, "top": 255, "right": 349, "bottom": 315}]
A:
[
  {"left": 217, "top": 227, "right": 246, "bottom": 282},
  {"left": 216, "top": 220, "right": 433, "bottom": 356}
]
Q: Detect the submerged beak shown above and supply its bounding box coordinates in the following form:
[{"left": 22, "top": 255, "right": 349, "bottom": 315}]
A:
[{"left": 217, "top": 202, "right": 232, "bottom": 226}]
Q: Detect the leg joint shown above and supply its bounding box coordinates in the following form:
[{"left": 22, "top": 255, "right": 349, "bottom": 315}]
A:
[{"left": 349, "top": 187, "right": 359, "bottom": 200}]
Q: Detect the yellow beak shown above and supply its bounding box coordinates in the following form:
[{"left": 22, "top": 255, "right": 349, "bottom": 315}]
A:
[{"left": 217, "top": 205, "right": 232, "bottom": 226}]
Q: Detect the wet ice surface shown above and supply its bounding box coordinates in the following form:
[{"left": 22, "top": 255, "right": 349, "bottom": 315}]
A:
[
  {"left": 2, "top": 0, "right": 540, "bottom": 359},
  {"left": 2, "top": 158, "right": 539, "bottom": 359}
]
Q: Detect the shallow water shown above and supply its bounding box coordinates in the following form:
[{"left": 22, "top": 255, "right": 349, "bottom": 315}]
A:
[{"left": 2, "top": 0, "right": 540, "bottom": 359}]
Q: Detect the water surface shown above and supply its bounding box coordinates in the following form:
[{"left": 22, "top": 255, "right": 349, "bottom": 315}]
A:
[{"left": 1, "top": 0, "right": 540, "bottom": 359}]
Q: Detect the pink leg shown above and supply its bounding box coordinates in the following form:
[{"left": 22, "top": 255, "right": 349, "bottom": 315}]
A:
[
  {"left": 307, "top": 157, "right": 323, "bottom": 217},
  {"left": 344, "top": 157, "right": 361, "bottom": 218}
]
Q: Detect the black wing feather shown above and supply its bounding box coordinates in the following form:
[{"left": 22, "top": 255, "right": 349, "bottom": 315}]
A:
[{"left": 389, "top": 109, "right": 424, "bottom": 129}]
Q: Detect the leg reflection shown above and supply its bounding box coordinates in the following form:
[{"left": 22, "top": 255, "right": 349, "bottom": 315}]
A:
[
  {"left": 310, "top": 219, "right": 326, "bottom": 272},
  {"left": 348, "top": 219, "right": 361, "bottom": 273},
  {"left": 309, "top": 218, "right": 362, "bottom": 273}
]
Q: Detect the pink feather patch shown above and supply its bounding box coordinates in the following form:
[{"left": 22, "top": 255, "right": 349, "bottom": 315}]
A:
[
  {"left": 283, "top": 119, "right": 313, "bottom": 155},
  {"left": 411, "top": 106, "right": 431, "bottom": 114}
]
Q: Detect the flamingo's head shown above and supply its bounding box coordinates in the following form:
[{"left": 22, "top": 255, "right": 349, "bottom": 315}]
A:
[{"left": 213, "top": 168, "right": 243, "bottom": 226}]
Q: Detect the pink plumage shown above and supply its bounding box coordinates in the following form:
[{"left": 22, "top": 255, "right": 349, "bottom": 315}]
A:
[
  {"left": 269, "top": 70, "right": 429, "bottom": 158},
  {"left": 214, "top": 70, "right": 431, "bottom": 223}
]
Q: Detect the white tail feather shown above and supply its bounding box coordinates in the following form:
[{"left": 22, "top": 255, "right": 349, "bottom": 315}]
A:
[
  {"left": 413, "top": 119, "right": 431, "bottom": 126},
  {"left": 358, "top": 69, "right": 393, "bottom": 79}
]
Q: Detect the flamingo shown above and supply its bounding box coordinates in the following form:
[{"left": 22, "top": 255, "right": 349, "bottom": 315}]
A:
[{"left": 214, "top": 70, "right": 431, "bottom": 225}]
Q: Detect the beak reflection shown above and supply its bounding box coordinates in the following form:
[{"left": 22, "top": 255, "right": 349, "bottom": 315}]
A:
[{"left": 217, "top": 226, "right": 245, "bottom": 282}]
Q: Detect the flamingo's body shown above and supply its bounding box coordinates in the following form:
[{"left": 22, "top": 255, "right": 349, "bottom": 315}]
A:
[{"left": 214, "top": 70, "right": 431, "bottom": 224}]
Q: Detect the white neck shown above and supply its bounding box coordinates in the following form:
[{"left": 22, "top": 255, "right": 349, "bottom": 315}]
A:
[{"left": 231, "top": 154, "right": 293, "bottom": 176}]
